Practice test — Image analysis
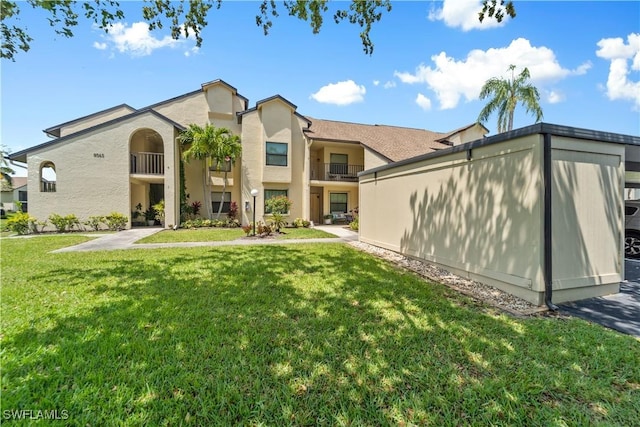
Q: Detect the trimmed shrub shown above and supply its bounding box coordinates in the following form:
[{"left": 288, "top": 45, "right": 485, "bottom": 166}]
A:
[
  {"left": 49, "top": 214, "right": 80, "bottom": 232},
  {"left": 7, "top": 211, "right": 34, "bottom": 235},
  {"left": 265, "top": 195, "right": 292, "bottom": 215},
  {"left": 104, "top": 212, "right": 128, "bottom": 231},
  {"left": 84, "top": 216, "right": 105, "bottom": 231},
  {"left": 349, "top": 216, "right": 359, "bottom": 231}
]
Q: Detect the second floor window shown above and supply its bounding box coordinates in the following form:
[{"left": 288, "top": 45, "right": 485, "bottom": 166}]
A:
[
  {"left": 266, "top": 142, "right": 288, "bottom": 166},
  {"left": 210, "top": 159, "right": 231, "bottom": 172},
  {"left": 330, "top": 153, "right": 348, "bottom": 174}
]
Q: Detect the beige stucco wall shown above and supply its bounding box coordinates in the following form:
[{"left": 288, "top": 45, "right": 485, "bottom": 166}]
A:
[
  {"left": 59, "top": 105, "right": 135, "bottom": 137},
  {"left": 360, "top": 135, "right": 546, "bottom": 304},
  {"left": 447, "top": 124, "right": 487, "bottom": 146},
  {"left": 239, "top": 100, "right": 309, "bottom": 225},
  {"left": 360, "top": 133, "right": 625, "bottom": 305},
  {"left": 262, "top": 101, "right": 293, "bottom": 184},
  {"left": 364, "top": 148, "right": 389, "bottom": 170},
  {"left": 163, "top": 84, "right": 244, "bottom": 220},
  {"left": 323, "top": 184, "right": 359, "bottom": 217},
  {"left": 26, "top": 113, "right": 179, "bottom": 229},
  {"left": 152, "top": 92, "right": 209, "bottom": 128},
  {"left": 550, "top": 136, "right": 624, "bottom": 302}
]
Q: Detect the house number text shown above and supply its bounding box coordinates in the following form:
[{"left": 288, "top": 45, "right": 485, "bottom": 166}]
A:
[{"left": 94, "top": 153, "right": 105, "bottom": 158}]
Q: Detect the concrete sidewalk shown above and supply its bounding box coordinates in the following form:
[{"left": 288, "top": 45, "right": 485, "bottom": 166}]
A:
[{"left": 52, "top": 225, "right": 357, "bottom": 253}]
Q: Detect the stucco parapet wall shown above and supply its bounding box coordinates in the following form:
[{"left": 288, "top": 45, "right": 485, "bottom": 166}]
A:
[{"left": 359, "top": 122, "right": 640, "bottom": 178}]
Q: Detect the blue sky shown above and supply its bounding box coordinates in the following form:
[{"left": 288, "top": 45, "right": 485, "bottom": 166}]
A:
[{"left": 2, "top": 0, "right": 639, "bottom": 175}]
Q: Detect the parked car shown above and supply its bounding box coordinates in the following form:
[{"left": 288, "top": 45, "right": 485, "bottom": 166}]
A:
[{"left": 625, "top": 200, "right": 640, "bottom": 259}]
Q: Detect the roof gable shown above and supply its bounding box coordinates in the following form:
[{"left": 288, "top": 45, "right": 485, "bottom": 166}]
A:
[
  {"left": 10, "top": 109, "right": 185, "bottom": 162},
  {"left": 238, "top": 94, "right": 311, "bottom": 126},
  {"left": 44, "top": 104, "right": 137, "bottom": 138},
  {"left": 201, "top": 79, "right": 249, "bottom": 105}
]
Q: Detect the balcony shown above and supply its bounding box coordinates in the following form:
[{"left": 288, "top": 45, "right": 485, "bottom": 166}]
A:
[
  {"left": 130, "top": 152, "right": 164, "bottom": 175},
  {"left": 311, "top": 163, "right": 364, "bottom": 182},
  {"left": 41, "top": 181, "right": 56, "bottom": 192}
]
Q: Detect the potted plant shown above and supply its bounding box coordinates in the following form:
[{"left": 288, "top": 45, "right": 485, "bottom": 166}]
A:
[
  {"left": 153, "top": 199, "right": 165, "bottom": 226},
  {"left": 323, "top": 214, "right": 333, "bottom": 225},
  {"left": 144, "top": 207, "right": 156, "bottom": 226},
  {"left": 132, "top": 203, "right": 143, "bottom": 224}
]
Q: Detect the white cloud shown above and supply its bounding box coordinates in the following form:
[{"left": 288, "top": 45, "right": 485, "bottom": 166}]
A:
[
  {"left": 428, "top": 0, "right": 509, "bottom": 31},
  {"left": 93, "top": 22, "right": 195, "bottom": 57},
  {"left": 184, "top": 46, "right": 200, "bottom": 57},
  {"left": 546, "top": 90, "right": 565, "bottom": 104},
  {"left": 415, "top": 93, "right": 432, "bottom": 111},
  {"left": 383, "top": 81, "right": 396, "bottom": 89},
  {"left": 596, "top": 33, "right": 640, "bottom": 109},
  {"left": 574, "top": 61, "right": 592, "bottom": 75},
  {"left": 373, "top": 80, "right": 380, "bottom": 86},
  {"left": 395, "top": 38, "right": 585, "bottom": 109},
  {"left": 310, "top": 80, "right": 366, "bottom": 105}
]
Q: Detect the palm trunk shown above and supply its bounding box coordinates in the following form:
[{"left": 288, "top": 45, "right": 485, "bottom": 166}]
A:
[
  {"left": 216, "top": 171, "right": 227, "bottom": 219},
  {"left": 203, "top": 161, "right": 212, "bottom": 219}
]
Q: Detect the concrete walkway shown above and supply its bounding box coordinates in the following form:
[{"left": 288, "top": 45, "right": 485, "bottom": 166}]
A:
[{"left": 52, "top": 225, "right": 357, "bottom": 253}]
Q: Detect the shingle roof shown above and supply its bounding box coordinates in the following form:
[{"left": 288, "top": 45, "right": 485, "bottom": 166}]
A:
[
  {"left": 304, "top": 118, "right": 457, "bottom": 162},
  {"left": 1, "top": 176, "right": 26, "bottom": 192}
]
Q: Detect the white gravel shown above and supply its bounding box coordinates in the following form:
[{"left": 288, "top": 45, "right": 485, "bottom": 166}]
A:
[{"left": 348, "top": 241, "right": 545, "bottom": 316}]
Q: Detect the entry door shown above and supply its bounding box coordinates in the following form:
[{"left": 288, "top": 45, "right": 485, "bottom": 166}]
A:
[
  {"left": 310, "top": 193, "right": 321, "bottom": 224},
  {"left": 149, "top": 183, "right": 164, "bottom": 205}
]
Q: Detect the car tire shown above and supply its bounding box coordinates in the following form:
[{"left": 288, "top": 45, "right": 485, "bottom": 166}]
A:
[{"left": 625, "top": 230, "right": 640, "bottom": 259}]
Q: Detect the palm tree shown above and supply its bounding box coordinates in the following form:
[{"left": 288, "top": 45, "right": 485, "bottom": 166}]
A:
[
  {"left": 1, "top": 145, "right": 14, "bottom": 187},
  {"left": 178, "top": 124, "right": 241, "bottom": 219},
  {"left": 477, "top": 64, "right": 543, "bottom": 133},
  {"left": 210, "top": 129, "right": 241, "bottom": 219}
]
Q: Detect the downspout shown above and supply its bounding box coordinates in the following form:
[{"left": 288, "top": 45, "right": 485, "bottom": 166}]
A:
[{"left": 543, "top": 133, "right": 558, "bottom": 311}]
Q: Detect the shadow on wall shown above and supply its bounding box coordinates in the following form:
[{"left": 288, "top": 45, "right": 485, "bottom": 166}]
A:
[
  {"left": 552, "top": 151, "right": 621, "bottom": 286},
  {"left": 398, "top": 143, "right": 621, "bottom": 294},
  {"left": 400, "top": 148, "right": 540, "bottom": 288}
]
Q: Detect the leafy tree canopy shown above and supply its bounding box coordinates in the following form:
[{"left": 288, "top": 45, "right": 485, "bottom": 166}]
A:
[{"left": 1, "top": 0, "right": 516, "bottom": 61}]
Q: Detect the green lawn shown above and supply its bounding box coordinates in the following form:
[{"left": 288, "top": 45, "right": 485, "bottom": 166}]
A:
[
  {"left": 136, "top": 226, "right": 337, "bottom": 243},
  {"left": 1, "top": 236, "right": 639, "bottom": 426}
]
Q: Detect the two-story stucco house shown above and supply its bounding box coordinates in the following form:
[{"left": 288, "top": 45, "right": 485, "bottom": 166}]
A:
[{"left": 9, "top": 79, "right": 487, "bottom": 229}]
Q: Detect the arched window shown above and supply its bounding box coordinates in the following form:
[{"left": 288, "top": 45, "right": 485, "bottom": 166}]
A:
[{"left": 40, "top": 162, "right": 57, "bottom": 192}]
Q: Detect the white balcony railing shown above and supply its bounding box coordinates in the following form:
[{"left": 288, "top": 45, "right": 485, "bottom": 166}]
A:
[
  {"left": 130, "top": 152, "right": 164, "bottom": 175},
  {"left": 310, "top": 163, "right": 363, "bottom": 182}
]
